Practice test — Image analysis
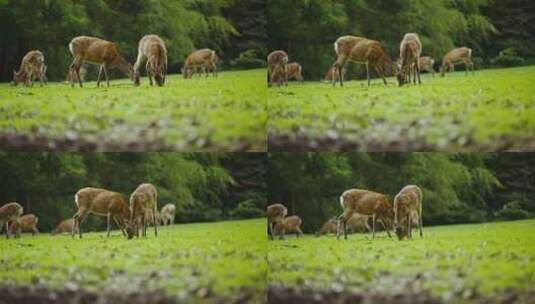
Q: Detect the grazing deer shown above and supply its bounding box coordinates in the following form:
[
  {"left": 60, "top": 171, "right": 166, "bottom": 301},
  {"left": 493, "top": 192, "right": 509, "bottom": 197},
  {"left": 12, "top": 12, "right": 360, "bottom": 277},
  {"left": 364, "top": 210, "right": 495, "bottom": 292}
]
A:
[
  {"left": 440, "top": 47, "right": 474, "bottom": 77},
  {"left": 267, "top": 203, "right": 287, "bottom": 240},
  {"left": 393, "top": 185, "right": 423, "bottom": 240},
  {"left": 182, "top": 49, "right": 218, "bottom": 79},
  {"left": 316, "top": 218, "right": 338, "bottom": 236},
  {"left": 324, "top": 66, "right": 346, "bottom": 83},
  {"left": 72, "top": 187, "right": 134, "bottom": 239},
  {"left": 0, "top": 202, "right": 23, "bottom": 239},
  {"left": 133, "top": 35, "right": 168, "bottom": 87},
  {"left": 68, "top": 36, "right": 133, "bottom": 88},
  {"left": 267, "top": 50, "right": 289, "bottom": 87},
  {"left": 397, "top": 33, "right": 422, "bottom": 86},
  {"left": 274, "top": 215, "right": 303, "bottom": 238},
  {"left": 8, "top": 214, "right": 39, "bottom": 237},
  {"left": 337, "top": 189, "right": 394, "bottom": 240},
  {"left": 12, "top": 50, "right": 46, "bottom": 87},
  {"left": 332, "top": 36, "right": 390, "bottom": 87},
  {"left": 160, "top": 203, "right": 176, "bottom": 225},
  {"left": 418, "top": 56, "right": 435, "bottom": 77},
  {"left": 52, "top": 218, "right": 78, "bottom": 235},
  {"left": 346, "top": 213, "right": 371, "bottom": 233},
  {"left": 270, "top": 62, "right": 304, "bottom": 84},
  {"left": 130, "top": 183, "right": 158, "bottom": 238},
  {"left": 66, "top": 66, "right": 87, "bottom": 83}
]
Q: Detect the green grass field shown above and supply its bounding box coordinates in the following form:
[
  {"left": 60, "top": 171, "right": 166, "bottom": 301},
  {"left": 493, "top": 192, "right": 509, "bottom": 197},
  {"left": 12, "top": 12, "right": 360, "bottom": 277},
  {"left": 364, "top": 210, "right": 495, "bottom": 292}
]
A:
[
  {"left": 268, "top": 220, "right": 535, "bottom": 302},
  {"left": 268, "top": 66, "right": 535, "bottom": 151},
  {"left": 0, "top": 69, "right": 266, "bottom": 151},
  {"left": 0, "top": 218, "right": 266, "bottom": 303}
]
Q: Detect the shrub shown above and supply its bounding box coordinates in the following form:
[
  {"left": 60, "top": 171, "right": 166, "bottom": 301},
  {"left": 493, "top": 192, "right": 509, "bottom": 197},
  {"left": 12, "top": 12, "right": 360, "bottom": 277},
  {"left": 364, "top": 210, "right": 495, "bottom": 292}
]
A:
[
  {"left": 495, "top": 201, "right": 531, "bottom": 220},
  {"left": 230, "top": 200, "right": 264, "bottom": 219},
  {"left": 230, "top": 49, "right": 266, "bottom": 69},
  {"left": 490, "top": 48, "right": 526, "bottom": 67}
]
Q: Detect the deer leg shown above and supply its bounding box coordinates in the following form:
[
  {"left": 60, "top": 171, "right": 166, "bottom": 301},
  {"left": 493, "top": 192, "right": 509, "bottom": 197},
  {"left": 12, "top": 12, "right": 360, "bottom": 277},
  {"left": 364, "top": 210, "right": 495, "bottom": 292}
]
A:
[
  {"left": 102, "top": 65, "right": 110, "bottom": 88},
  {"left": 381, "top": 219, "right": 392, "bottom": 238},
  {"left": 71, "top": 57, "right": 84, "bottom": 88},
  {"left": 97, "top": 65, "right": 104, "bottom": 88},
  {"left": 113, "top": 217, "right": 126, "bottom": 236},
  {"left": 146, "top": 61, "right": 153, "bottom": 86},
  {"left": 366, "top": 62, "right": 371, "bottom": 87},
  {"left": 419, "top": 212, "right": 424, "bottom": 238},
  {"left": 416, "top": 61, "right": 421, "bottom": 85},
  {"left": 268, "top": 221, "right": 274, "bottom": 240},
  {"left": 372, "top": 214, "right": 377, "bottom": 239},
  {"left": 296, "top": 227, "right": 303, "bottom": 238},
  {"left": 107, "top": 212, "right": 112, "bottom": 237}
]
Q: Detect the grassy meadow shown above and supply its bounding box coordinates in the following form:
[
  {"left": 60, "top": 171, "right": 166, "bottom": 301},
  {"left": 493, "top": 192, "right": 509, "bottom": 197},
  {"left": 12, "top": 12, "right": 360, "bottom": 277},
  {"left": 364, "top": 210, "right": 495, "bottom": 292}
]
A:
[
  {"left": 268, "top": 219, "right": 535, "bottom": 302},
  {"left": 0, "top": 69, "right": 267, "bottom": 151},
  {"left": 268, "top": 66, "right": 535, "bottom": 151},
  {"left": 0, "top": 218, "right": 266, "bottom": 303}
]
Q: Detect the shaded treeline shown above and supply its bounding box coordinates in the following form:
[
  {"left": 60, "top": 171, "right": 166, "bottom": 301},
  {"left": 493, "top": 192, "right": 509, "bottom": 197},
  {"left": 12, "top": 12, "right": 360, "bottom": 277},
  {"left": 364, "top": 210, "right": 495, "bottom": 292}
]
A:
[
  {"left": 0, "top": 0, "right": 266, "bottom": 82},
  {"left": 0, "top": 152, "right": 266, "bottom": 231},
  {"left": 267, "top": 153, "right": 535, "bottom": 233},
  {"left": 268, "top": 0, "right": 535, "bottom": 79}
]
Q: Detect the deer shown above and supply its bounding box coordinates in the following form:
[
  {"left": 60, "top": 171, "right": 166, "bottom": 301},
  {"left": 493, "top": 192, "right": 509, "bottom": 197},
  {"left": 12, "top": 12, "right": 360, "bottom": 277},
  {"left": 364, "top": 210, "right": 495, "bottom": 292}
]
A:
[
  {"left": 273, "top": 215, "right": 303, "bottom": 238},
  {"left": 267, "top": 50, "right": 289, "bottom": 87},
  {"left": 182, "top": 48, "right": 218, "bottom": 79},
  {"left": 133, "top": 35, "right": 168, "bottom": 87},
  {"left": 68, "top": 36, "right": 133, "bottom": 88},
  {"left": 0, "top": 202, "right": 23, "bottom": 239},
  {"left": 270, "top": 62, "right": 304, "bottom": 84},
  {"left": 324, "top": 66, "right": 346, "bottom": 83},
  {"left": 12, "top": 50, "right": 46, "bottom": 87},
  {"left": 130, "top": 183, "right": 158, "bottom": 238},
  {"left": 66, "top": 66, "right": 87, "bottom": 83},
  {"left": 418, "top": 56, "right": 435, "bottom": 77},
  {"left": 52, "top": 218, "right": 78, "bottom": 235},
  {"left": 332, "top": 36, "right": 390, "bottom": 87},
  {"left": 160, "top": 203, "right": 176, "bottom": 225},
  {"left": 337, "top": 189, "right": 394, "bottom": 240},
  {"left": 393, "top": 185, "right": 423, "bottom": 240},
  {"left": 440, "top": 47, "right": 474, "bottom": 77},
  {"left": 397, "top": 33, "right": 422, "bottom": 86},
  {"left": 8, "top": 214, "right": 39, "bottom": 238},
  {"left": 267, "top": 203, "right": 287, "bottom": 240},
  {"left": 346, "top": 213, "right": 371, "bottom": 233},
  {"left": 72, "top": 187, "right": 134, "bottom": 239},
  {"left": 316, "top": 218, "right": 338, "bottom": 236}
]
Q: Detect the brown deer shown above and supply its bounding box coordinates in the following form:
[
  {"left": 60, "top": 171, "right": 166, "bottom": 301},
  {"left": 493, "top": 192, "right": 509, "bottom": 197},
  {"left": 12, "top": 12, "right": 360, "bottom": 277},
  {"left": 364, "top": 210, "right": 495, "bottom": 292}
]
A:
[
  {"left": 160, "top": 203, "right": 176, "bottom": 225},
  {"left": 8, "top": 214, "right": 39, "bottom": 237},
  {"left": 72, "top": 187, "right": 134, "bottom": 239},
  {"left": 418, "top": 56, "right": 435, "bottom": 77},
  {"left": 130, "top": 183, "right": 158, "bottom": 238},
  {"left": 397, "top": 33, "right": 422, "bottom": 86},
  {"left": 332, "top": 36, "right": 390, "bottom": 87},
  {"left": 440, "top": 47, "right": 474, "bottom": 76},
  {"left": 68, "top": 36, "right": 133, "bottom": 88},
  {"left": 337, "top": 189, "right": 394, "bottom": 240},
  {"left": 267, "top": 50, "right": 289, "bottom": 87},
  {"left": 393, "top": 185, "right": 423, "bottom": 240},
  {"left": 316, "top": 218, "right": 338, "bottom": 236},
  {"left": 12, "top": 50, "right": 46, "bottom": 87},
  {"left": 270, "top": 62, "right": 304, "bottom": 84},
  {"left": 267, "top": 203, "right": 287, "bottom": 240},
  {"left": 66, "top": 66, "right": 87, "bottom": 83},
  {"left": 182, "top": 48, "right": 218, "bottom": 79},
  {"left": 0, "top": 202, "right": 23, "bottom": 238},
  {"left": 273, "top": 215, "right": 303, "bottom": 238},
  {"left": 133, "top": 35, "right": 168, "bottom": 87},
  {"left": 52, "top": 218, "right": 78, "bottom": 235},
  {"left": 346, "top": 213, "right": 371, "bottom": 233},
  {"left": 324, "top": 66, "right": 346, "bottom": 83}
]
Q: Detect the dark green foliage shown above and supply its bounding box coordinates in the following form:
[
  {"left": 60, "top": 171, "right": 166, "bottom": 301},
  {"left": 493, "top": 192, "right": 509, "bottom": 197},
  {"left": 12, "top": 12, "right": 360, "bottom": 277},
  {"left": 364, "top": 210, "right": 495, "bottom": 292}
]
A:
[
  {"left": 268, "top": 153, "right": 535, "bottom": 233},
  {"left": 0, "top": 0, "right": 265, "bottom": 81},
  {"left": 0, "top": 152, "right": 267, "bottom": 232}
]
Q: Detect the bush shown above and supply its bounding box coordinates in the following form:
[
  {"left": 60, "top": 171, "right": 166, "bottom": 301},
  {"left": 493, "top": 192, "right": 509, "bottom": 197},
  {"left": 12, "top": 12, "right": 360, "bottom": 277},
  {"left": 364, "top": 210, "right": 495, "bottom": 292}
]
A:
[
  {"left": 490, "top": 48, "right": 526, "bottom": 67},
  {"left": 230, "top": 200, "right": 264, "bottom": 219},
  {"left": 495, "top": 201, "right": 531, "bottom": 220},
  {"left": 230, "top": 50, "right": 266, "bottom": 69}
]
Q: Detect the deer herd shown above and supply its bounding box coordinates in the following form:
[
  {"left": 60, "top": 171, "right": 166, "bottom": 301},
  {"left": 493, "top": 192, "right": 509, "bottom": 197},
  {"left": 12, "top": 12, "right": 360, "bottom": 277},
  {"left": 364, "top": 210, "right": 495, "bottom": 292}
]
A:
[
  {"left": 268, "top": 32, "right": 474, "bottom": 87},
  {"left": 267, "top": 185, "right": 424, "bottom": 241},
  {"left": 0, "top": 183, "right": 176, "bottom": 239},
  {"left": 11, "top": 34, "right": 218, "bottom": 88}
]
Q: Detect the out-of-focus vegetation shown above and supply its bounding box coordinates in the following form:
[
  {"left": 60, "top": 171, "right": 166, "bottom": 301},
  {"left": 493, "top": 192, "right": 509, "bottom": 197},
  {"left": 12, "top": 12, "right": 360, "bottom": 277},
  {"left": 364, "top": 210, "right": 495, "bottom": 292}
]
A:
[
  {"left": 0, "top": 152, "right": 266, "bottom": 231},
  {"left": 0, "top": 0, "right": 267, "bottom": 81},
  {"left": 268, "top": 152, "right": 535, "bottom": 233}
]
